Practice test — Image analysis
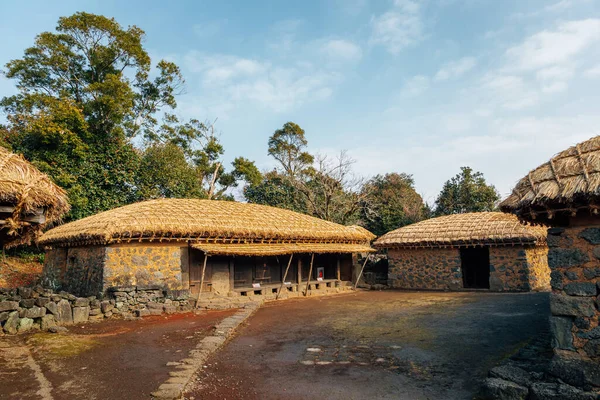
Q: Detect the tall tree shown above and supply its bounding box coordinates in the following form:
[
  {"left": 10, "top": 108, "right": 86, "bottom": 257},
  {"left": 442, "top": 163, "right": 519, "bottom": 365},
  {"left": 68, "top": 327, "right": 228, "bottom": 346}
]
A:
[
  {"left": 434, "top": 166, "right": 500, "bottom": 216},
  {"left": 361, "top": 173, "right": 426, "bottom": 236},
  {"left": 0, "top": 12, "right": 183, "bottom": 220},
  {"left": 267, "top": 122, "right": 314, "bottom": 178}
]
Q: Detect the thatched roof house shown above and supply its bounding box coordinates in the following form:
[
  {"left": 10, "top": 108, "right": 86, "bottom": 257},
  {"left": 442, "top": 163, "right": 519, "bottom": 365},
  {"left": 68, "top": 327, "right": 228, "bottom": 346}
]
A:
[
  {"left": 500, "top": 135, "right": 600, "bottom": 224},
  {"left": 40, "top": 199, "right": 374, "bottom": 297},
  {"left": 501, "top": 136, "right": 600, "bottom": 384},
  {"left": 374, "top": 212, "right": 549, "bottom": 292},
  {"left": 0, "top": 147, "right": 69, "bottom": 247}
]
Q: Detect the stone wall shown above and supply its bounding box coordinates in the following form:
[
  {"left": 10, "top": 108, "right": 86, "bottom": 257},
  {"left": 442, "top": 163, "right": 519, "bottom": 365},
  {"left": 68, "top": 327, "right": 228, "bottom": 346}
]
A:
[
  {"left": 387, "top": 248, "right": 463, "bottom": 290},
  {"left": 547, "top": 217, "right": 600, "bottom": 390},
  {"left": 388, "top": 246, "right": 549, "bottom": 292},
  {"left": 0, "top": 285, "right": 193, "bottom": 335},
  {"left": 103, "top": 244, "right": 185, "bottom": 290}
]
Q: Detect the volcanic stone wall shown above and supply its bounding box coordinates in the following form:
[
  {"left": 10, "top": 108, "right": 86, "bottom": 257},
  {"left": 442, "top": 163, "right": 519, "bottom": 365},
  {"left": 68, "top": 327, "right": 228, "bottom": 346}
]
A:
[
  {"left": 547, "top": 216, "right": 600, "bottom": 389},
  {"left": 489, "top": 246, "right": 550, "bottom": 292}
]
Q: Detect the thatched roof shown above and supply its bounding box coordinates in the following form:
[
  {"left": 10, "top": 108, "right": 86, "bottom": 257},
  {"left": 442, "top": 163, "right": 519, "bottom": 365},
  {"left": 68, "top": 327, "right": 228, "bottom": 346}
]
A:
[
  {"left": 500, "top": 135, "right": 600, "bottom": 223},
  {"left": 373, "top": 212, "right": 547, "bottom": 249},
  {"left": 0, "top": 147, "right": 69, "bottom": 247},
  {"left": 191, "top": 242, "right": 374, "bottom": 256},
  {"left": 39, "top": 198, "right": 376, "bottom": 248}
]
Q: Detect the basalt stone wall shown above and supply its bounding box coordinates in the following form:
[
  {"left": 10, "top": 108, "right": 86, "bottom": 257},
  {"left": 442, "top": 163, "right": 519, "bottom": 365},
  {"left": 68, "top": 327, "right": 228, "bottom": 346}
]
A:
[
  {"left": 0, "top": 285, "right": 193, "bottom": 335},
  {"left": 387, "top": 248, "right": 463, "bottom": 290},
  {"left": 489, "top": 246, "right": 550, "bottom": 292},
  {"left": 547, "top": 217, "right": 600, "bottom": 390},
  {"left": 104, "top": 244, "right": 185, "bottom": 290},
  {"left": 42, "top": 247, "right": 107, "bottom": 297}
]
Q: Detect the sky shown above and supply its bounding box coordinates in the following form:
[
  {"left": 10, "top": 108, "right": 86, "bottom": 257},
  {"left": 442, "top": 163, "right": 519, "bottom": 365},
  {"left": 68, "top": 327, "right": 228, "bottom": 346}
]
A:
[{"left": 1, "top": 0, "right": 600, "bottom": 205}]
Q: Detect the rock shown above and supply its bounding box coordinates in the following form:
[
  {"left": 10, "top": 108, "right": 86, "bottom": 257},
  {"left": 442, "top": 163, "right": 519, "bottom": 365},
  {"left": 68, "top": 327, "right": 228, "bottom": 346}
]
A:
[
  {"left": 565, "top": 271, "right": 580, "bottom": 281},
  {"left": 89, "top": 308, "right": 102, "bottom": 316},
  {"left": 48, "top": 326, "right": 68, "bottom": 334},
  {"left": 529, "top": 382, "right": 597, "bottom": 400},
  {"left": 72, "top": 306, "right": 90, "bottom": 324},
  {"left": 149, "top": 309, "right": 163, "bottom": 316},
  {"left": 0, "top": 301, "right": 19, "bottom": 312},
  {"left": 100, "top": 300, "right": 113, "bottom": 313},
  {"left": 579, "top": 228, "right": 600, "bottom": 244},
  {"left": 489, "top": 364, "right": 533, "bottom": 387},
  {"left": 104, "top": 311, "right": 113, "bottom": 318},
  {"left": 550, "top": 294, "right": 596, "bottom": 318},
  {"left": 45, "top": 302, "right": 58, "bottom": 316},
  {"left": 592, "top": 248, "right": 600, "bottom": 261},
  {"left": 481, "top": 378, "right": 528, "bottom": 400},
  {"left": 3, "top": 311, "right": 19, "bottom": 334},
  {"left": 147, "top": 302, "right": 163, "bottom": 310},
  {"left": 24, "top": 306, "right": 46, "bottom": 319},
  {"left": 575, "top": 317, "right": 591, "bottom": 330},
  {"left": 40, "top": 314, "right": 56, "bottom": 331},
  {"left": 17, "top": 318, "right": 34, "bottom": 332},
  {"left": 549, "top": 351, "right": 600, "bottom": 389},
  {"left": 73, "top": 297, "right": 89, "bottom": 307},
  {"left": 564, "top": 283, "right": 597, "bottom": 297},
  {"left": 583, "top": 339, "right": 600, "bottom": 357},
  {"left": 550, "top": 271, "right": 564, "bottom": 290},
  {"left": 550, "top": 316, "right": 575, "bottom": 350},
  {"left": 18, "top": 287, "right": 33, "bottom": 299},
  {"left": 164, "top": 306, "right": 177, "bottom": 314},
  {"left": 0, "top": 311, "right": 9, "bottom": 322},
  {"left": 135, "top": 309, "right": 150, "bottom": 317},
  {"left": 577, "top": 326, "right": 600, "bottom": 340},
  {"left": 19, "top": 298, "right": 36, "bottom": 308},
  {"left": 548, "top": 248, "right": 589, "bottom": 269},
  {"left": 35, "top": 297, "right": 50, "bottom": 307},
  {"left": 54, "top": 299, "right": 73, "bottom": 325}
]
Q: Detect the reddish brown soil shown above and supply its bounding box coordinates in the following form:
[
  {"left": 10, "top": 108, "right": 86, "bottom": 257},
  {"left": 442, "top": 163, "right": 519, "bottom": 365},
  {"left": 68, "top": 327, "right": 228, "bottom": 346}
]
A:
[
  {"left": 0, "top": 310, "right": 237, "bottom": 400},
  {"left": 0, "top": 257, "right": 42, "bottom": 288}
]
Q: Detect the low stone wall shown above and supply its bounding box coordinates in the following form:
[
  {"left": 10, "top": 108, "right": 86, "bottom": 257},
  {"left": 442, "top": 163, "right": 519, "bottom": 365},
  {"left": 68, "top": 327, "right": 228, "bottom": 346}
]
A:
[
  {"left": 0, "top": 285, "right": 194, "bottom": 335},
  {"left": 387, "top": 248, "right": 462, "bottom": 290}
]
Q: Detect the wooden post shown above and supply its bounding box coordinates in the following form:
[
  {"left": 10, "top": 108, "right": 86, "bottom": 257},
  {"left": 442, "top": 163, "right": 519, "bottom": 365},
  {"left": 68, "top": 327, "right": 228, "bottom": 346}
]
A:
[
  {"left": 276, "top": 254, "right": 294, "bottom": 300},
  {"left": 228, "top": 259, "right": 234, "bottom": 294},
  {"left": 195, "top": 253, "right": 209, "bottom": 308},
  {"left": 336, "top": 256, "right": 341, "bottom": 281},
  {"left": 353, "top": 255, "right": 370, "bottom": 290},
  {"left": 304, "top": 253, "right": 315, "bottom": 296},
  {"left": 297, "top": 257, "right": 302, "bottom": 291}
]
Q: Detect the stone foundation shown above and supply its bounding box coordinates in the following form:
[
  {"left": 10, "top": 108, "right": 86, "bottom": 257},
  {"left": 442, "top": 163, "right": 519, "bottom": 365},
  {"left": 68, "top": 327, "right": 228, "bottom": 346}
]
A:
[{"left": 387, "top": 245, "right": 549, "bottom": 292}]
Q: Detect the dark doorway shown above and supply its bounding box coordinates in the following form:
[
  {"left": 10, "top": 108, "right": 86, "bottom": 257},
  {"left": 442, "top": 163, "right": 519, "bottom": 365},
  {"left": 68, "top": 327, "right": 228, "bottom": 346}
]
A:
[{"left": 460, "top": 247, "right": 490, "bottom": 289}]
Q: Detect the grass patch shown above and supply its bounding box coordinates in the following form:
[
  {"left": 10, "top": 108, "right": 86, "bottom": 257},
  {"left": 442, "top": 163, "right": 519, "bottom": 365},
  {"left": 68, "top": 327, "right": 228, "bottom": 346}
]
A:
[{"left": 26, "top": 333, "right": 100, "bottom": 358}]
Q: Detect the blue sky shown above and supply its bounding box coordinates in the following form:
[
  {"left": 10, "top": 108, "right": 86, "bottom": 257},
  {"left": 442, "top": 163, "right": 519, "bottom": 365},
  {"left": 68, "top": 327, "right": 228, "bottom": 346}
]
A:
[{"left": 1, "top": 0, "right": 600, "bottom": 204}]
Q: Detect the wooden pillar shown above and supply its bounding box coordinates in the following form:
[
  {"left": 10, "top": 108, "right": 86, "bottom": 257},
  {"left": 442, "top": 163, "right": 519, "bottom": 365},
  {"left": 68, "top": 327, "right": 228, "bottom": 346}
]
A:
[
  {"left": 304, "top": 253, "right": 315, "bottom": 296},
  {"left": 228, "top": 259, "right": 234, "bottom": 293},
  {"left": 336, "top": 256, "right": 341, "bottom": 281},
  {"left": 276, "top": 254, "right": 294, "bottom": 300},
  {"left": 195, "top": 253, "right": 209, "bottom": 308},
  {"left": 297, "top": 257, "right": 302, "bottom": 288}
]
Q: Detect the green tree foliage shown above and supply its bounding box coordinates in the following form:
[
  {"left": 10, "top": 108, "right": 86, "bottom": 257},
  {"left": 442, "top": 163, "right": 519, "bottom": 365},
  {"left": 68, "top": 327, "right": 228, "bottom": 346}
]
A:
[
  {"left": 0, "top": 12, "right": 184, "bottom": 220},
  {"left": 244, "top": 171, "right": 307, "bottom": 213},
  {"left": 434, "top": 166, "right": 500, "bottom": 216},
  {"left": 361, "top": 173, "right": 426, "bottom": 236},
  {"left": 267, "top": 122, "right": 314, "bottom": 177}
]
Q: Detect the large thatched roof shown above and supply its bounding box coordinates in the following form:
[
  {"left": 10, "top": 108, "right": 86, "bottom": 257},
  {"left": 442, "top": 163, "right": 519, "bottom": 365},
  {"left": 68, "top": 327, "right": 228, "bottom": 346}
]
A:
[
  {"left": 500, "top": 135, "right": 600, "bottom": 223},
  {"left": 0, "top": 147, "right": 69, "bottom": 247},
  {"left": 39, "top": 199, "right": 375, "bottom": 249},
  {"left": 373, "top": 212, "right": 547, "bottom": 249}
]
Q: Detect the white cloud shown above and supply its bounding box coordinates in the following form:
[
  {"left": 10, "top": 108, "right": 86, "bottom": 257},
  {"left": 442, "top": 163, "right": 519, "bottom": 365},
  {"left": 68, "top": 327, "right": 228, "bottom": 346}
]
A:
[
  {"left": 320, "top": 39, "right": 363, "bottom": 62},
  {"left": 370, "top": 0, "right": 424, "bottom": 54},
  {"left": 584, "top": 64, "right": 600, "bottom": 77},
  {"left": 480, "top": 74, "right": 539, "bottom": 110},
  {"left": 434, "top": 57, "right": 477, "bottom": 81},
  {"left": 505, "top": 19, "right": 600, "bottom": 71},
  {"left": 399, "top": 75, "right": 430, "bottom": 98}
]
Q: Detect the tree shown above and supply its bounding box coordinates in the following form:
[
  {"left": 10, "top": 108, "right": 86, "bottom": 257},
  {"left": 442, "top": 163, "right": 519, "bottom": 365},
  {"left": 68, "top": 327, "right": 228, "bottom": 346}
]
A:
[
  {"left": 361, "top": 173, "right": 426, "bottom": 236},
  {"left": 0, "top": 12, "right": 184, "bottom": 220},
  {"left": 434, "top": 167, "right": 500, "bottom": 216},
  {"left": 267, "top": 122, "right": 313, "bottom": 177},
  {"left": 244, "top": 171, "right": 307, "bottom": 213}
]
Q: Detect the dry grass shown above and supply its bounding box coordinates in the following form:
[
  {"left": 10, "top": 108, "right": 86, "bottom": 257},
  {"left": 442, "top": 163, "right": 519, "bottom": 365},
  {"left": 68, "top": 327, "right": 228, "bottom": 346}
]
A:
[
  {"left": 374, "top": 212, "right": 547, "bottom": 249},
  {"left": 39, "top": 198, "right": 376, "bottom": 248},
  {"left": 191, "top": 242, "right": 374, "bottom": 256},
  {"left": 500, "top": 135, "right": 600, "bottom": 222},
  {"left": 0, "top": 147, "right": 69, "bottom": 247}
]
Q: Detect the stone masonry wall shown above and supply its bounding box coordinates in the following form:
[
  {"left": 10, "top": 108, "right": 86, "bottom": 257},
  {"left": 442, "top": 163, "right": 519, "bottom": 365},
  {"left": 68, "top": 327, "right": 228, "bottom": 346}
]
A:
[
  {"left": 547, "top": 218, "right": 600, "bottom": 390},
  {"left": 104, "top": 244, "right": 185, "bottom": 291},
  {"left": 489, "top": 246, "right": 550, "bottom": 292},
  {"left": 387, "top": 248, "right": 463, "bottom": 290}
]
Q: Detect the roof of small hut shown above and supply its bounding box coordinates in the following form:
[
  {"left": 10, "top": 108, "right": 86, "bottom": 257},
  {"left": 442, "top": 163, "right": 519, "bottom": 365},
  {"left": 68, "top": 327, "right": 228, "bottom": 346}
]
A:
[
  {"left": 500, "top": 135, "right": 600, "bottom": 223},
  {"left": 0, "top": 147, "right": 69, "bottom": 247},
  {"left": 373, "top": 212, "right": 547, "bottom": 249},
  {"left": 38, "top": 198, "right": 376, "bottom": 247}
]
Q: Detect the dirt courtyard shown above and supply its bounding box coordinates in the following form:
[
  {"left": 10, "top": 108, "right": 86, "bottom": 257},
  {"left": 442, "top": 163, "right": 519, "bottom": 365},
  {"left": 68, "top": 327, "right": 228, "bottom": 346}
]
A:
[{"left": 185, "top": 291, "right": 550, "bottom": 400}]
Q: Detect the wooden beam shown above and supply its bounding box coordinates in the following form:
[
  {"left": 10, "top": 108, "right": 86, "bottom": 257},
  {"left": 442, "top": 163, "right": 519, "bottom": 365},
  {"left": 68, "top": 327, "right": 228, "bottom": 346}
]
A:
[
  {"left": 297, "top": 257, "right": 302, "bottom": 288},
  {"left": 304, "top": 253, "right": 315, "bottom": 297},
  {"left": 353, "top": 256, "right": 370, "bottom": 290},
  {"left": 195, "top": 253, "right": 210, "bottom": 308},
  {"left": 276, "top": 254, "right": 294, "bottom": 300}
]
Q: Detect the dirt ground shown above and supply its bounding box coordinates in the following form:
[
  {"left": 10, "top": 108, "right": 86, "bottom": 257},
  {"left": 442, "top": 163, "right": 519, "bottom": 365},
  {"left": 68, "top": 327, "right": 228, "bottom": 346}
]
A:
[
  {"left": 185, "top": 290, "right": 550, "bottom": 400},
  {"left": 0, "top": 309, "right": 236, "bottom": 400}
]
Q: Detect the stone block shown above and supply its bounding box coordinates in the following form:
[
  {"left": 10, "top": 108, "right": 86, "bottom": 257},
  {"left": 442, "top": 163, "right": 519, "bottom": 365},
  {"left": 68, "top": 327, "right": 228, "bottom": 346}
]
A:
[
  {"left": 550, "top": 294, "right": 596, "bottom": 318},
  {"left": 35, "top": 297, "right": 50, "bottom": 307},
  {"left": 164, "top": 306, "right": 177, "bottom": 314},
  {"left": 19, "top": 299, "right": 35, "bottom": 308},
  {"left": 24, "top": 306, "right": 46, "bottom": 319},
  {"left": 529, "top": 382, "right": 597, "bottom": 400},
  {"left": 564, "top": 283, "right": 597, "bottom": 297},
  {"left": 17, "top": 318, "right": 34, "bottom": 333},
  {"left": 0, "top": 311, "right": 9, "bottom": 322},
  {"left": 583, "top": 339, "right": 600, "bottom": 357},
  {"left": 550, "top": 271, "right": 564, "bottom": 290},
  {"left": 0, "top": 301, "right": 19, "bottom": 312},
  {"left": 480, "top": 378, "right": 528, "bottom": 400},
  {"left": 73, "top": 297, "right": 89, "bottom": 307},
  {"left": 548, "top": 248, "right": 589, "bottom": 269},
  {"left": 135, "top": 309, "right": 150, "bottom": 317},
  {"left": 549, "top": 351, "right": 600, "bottom": 389},
  {"left": 54, "top": 299, "right": 73, "bottom": 325},
  {"left": 40, "top": 314, "right": 56, "bottom": 331},
  {"left": 575, "top": 317, "right": 591, "bottom": 330},
  {"left": 3, "top": 311, "right": 19, "bottom": 334},
  {"left": 89, "top": 308, "right": 102, "bottom": 316},
  {"left": 489, "top": 365, "right": 533, "bottom": 387},
  {"left": 18, "top": 287, "right": 33, "bottom": 299},
  {"left": 100, "top": 300, "right": 113, "bottom": 313},
  {"left": 147, "top": 302, "right": 164, "bottom": 310},
  {"left": 72, "top": 306, "right": 90, "bottom": 324},
  {"left": 550, "top": 316, "right": 575, "bottom": 350},
  {"left": 579, "top": 228, "right": 600, "bottom": 244}
]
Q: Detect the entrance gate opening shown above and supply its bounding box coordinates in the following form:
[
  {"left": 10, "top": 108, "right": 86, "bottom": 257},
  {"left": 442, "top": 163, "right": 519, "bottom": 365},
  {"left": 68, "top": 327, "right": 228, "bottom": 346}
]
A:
[{"left": 460, "top": 247, "right": 490, "bottom": 289}]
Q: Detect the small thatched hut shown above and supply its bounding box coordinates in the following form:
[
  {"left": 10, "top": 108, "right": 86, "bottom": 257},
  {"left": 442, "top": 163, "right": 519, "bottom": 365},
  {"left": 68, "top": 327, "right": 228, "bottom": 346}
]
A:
[
  {"left": 501, "top": 135, "right": 600, "bottom": 388},
  {"left": 0, "top": 147, "right": 69, "bottom": 248},
  {"left": 39, "top": 199, "right": 375, "bottom": 297},
  {"left": 374, "top": 212, "right": 549, "bottom": 292}
]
